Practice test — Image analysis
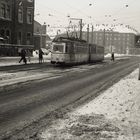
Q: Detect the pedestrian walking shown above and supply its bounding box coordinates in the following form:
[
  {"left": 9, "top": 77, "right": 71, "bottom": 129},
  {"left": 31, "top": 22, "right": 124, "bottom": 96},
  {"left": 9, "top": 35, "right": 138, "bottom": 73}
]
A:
[
  {"left": 39, "top": 49, "right": 44, "bottom": 64},
  {"left": 111, "top": 52, "right": 115, "bottom": 61},
  {"left": 19, "top": 49, "right": 27, "bottom": 64}
]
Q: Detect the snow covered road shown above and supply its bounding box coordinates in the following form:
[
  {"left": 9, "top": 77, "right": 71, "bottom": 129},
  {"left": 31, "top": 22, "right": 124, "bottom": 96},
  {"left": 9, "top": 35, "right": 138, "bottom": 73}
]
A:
[
  {"left": 0, "top": 56, "right": 140, "bottom": 140},
  {"left": 40, "top": 68, "right": 140, "bottom": 140}
]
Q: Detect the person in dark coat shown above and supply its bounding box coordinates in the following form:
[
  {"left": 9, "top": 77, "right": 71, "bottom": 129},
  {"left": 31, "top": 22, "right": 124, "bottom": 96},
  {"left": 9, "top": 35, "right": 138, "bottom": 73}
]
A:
[
  {"left": 19, "top": 49, "right": 27, "bottom": 64},
  {"left": 111, "top": 52, "right": 115, "bottom": 61},
  {"left": 39, "top": 49, "right": 44, "bottom": 64}
]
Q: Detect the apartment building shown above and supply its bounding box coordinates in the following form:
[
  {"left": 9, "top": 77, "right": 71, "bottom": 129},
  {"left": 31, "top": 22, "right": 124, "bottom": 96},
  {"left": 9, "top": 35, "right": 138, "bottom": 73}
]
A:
[
  {"left": 0, "top": 0, "right": 34, "bottom": 56},
  {"left": 82, "top": 30, "right": 136, "bottom": 54}
]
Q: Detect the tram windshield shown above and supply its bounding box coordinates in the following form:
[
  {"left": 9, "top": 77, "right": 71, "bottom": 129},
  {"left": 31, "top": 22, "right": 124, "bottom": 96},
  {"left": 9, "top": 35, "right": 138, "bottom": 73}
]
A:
[{"left": 53, "top": 44, "right": 64, "bottom": 53}]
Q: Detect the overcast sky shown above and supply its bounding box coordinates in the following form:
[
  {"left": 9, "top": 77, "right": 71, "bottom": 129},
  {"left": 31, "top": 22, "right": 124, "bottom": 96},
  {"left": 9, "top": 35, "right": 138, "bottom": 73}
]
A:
[{"left": 35, "top": 0, "right": 140, "bottom": 35}]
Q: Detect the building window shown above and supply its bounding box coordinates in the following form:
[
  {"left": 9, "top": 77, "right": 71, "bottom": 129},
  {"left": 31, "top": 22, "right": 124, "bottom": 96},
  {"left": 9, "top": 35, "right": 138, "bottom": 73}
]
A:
[
  {"left": 37, "top": 27, "right": 40, "bottom": 33},
  {"left": 27, "top": 32, "right": 31, "bottom": 44},
  {"left": 6, "top": 5, "right": 11, "bottom": 19},
  {"left": 6, "top": 30, "right": 10, "bottom": 37},
  {"left": 1, "top": 3, "right": 6, "bottom": 18},
  {"left": 18, "top": 7, "right": 23, "bottom": 23},
  {"left": 5, "top": 30, "right": 10, "bottom": 43},
  {"left": 17, "top": 31, "right": 22, "bottom": 44},
  {"left": 0, "top": 29, "right": 5, "bottom": 37},
  {"left": 27, "top": 8, "right": 33, "bottom": 24},
  {"left": 0, "top": 2, "right": 11, "bottom": 20}
]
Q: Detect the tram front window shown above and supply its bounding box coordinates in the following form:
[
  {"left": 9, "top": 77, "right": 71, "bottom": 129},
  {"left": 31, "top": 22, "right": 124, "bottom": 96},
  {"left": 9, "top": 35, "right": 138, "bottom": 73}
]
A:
[{"left": 53, "top": 44, "right": 64, "bottom": 53}]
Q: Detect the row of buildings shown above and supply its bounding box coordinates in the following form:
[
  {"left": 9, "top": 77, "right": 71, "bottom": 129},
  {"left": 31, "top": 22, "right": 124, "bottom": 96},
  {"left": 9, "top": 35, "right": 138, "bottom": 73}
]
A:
[
  {"left": 0, "top": 0, "right": 140, "bottom": 56},
  {"left": 0, "top": 0, "right": 34, "bottom": 46},
  {"left": 0, "top": 0, "right": 49, "bottom": 56},
  {"left": 59, "top": 30, "right": 140, "bottom": 55},
  {"left": 82, "top": 30, "right": 140, "bottom": 54}
]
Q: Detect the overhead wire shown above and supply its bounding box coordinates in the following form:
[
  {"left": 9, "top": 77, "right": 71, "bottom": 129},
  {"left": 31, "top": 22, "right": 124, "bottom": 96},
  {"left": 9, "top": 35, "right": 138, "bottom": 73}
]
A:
[
  {"left": 107, "top": 0, "right": 140, "bottom": 32},
  {"left": 35, "top": 0, "right": 140, "bottom": 33}
]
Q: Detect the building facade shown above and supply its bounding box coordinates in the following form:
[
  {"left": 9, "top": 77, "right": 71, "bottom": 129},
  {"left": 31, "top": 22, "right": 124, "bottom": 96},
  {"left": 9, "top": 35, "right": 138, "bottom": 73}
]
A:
[
  {"left": 0, "top": 0, "right": 13, "bottom": 44},
  {"left": 0, "top": 0, "right": 34, "bottom": 56},
  {"left": 34, "top": 21, "right": 51, "bottom": 50},
  {"left": 82, "top": 30, "right": 138, "bottom": 54}
]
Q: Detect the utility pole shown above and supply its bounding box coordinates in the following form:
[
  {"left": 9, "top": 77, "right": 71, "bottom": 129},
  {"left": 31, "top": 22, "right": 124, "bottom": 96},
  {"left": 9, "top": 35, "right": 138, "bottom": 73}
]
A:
[
  {"left": 79, "top": 19, "right": 83, "bottom": 40},
  {"left": 91, "top": 25, "right": 94, "bottom": 44},
  {"left": 40, "top": 23, "right": 47, "bottom": 49},
  {"left": 111, "top": 30, "right": 114, "bottom": 53},
  {"left": 40, "top": 25, "right": 42, "bottom": 49},
  {"left": 87, "top": 24, "right": 89, "bottom": 43},
  {"left": 138, "top": 63, "right": 140, "bottom": 80},
  {"left": 103, "top": 29, "right": 106, "bottom": 47}
]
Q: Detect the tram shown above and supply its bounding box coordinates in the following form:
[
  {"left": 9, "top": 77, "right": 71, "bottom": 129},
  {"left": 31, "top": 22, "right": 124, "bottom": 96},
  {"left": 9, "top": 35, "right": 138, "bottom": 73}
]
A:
[{"left": 51, "top": 37, "right": 104, "bottom": 65}]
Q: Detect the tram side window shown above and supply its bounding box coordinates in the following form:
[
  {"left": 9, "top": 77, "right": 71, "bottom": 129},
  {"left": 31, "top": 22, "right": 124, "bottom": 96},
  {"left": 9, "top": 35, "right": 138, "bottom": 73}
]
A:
[
  {"left": 91, "top": 45, "right": 96, "bottom": 54},
  {"left": 96, "top": 47, "right": 104, "bottom": 54},
  {"left": 76, "top": 46, "right": 82, "bottom": 53},
  {"left": 78, "top": 45, "right": 88, "bottom": 54},
  {"left": 73, "top": 43, "right": 87, "bottom": 54},
  {"left": 66, "top": 42, "right": 74, "bottom": 53}
]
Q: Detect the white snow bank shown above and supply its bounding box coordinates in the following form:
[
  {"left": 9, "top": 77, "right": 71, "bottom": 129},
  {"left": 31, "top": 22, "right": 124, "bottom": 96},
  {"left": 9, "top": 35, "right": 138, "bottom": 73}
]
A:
[
  {"left": 72, "top": 68, "right": 140, "bottom": 139},
  {"left": 41, "top": 68, "right": 140, "bottom": 140},
  {"left": 75, "top": 69, "right": 140, "bottom": 119},
  {"left": 105, "top": 53, "right": 127, "bottom": 58},
  {"left": 105, "top": 53, "right": 140, "bottom": 58}
]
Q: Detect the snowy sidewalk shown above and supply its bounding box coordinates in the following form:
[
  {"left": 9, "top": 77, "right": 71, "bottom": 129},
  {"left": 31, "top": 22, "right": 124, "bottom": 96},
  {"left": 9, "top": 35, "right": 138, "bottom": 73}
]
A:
[
  {"left": 0, "top": 57, "right": 52, "bottom": 93},
  {"left": 40, "top": 68, "right": 140, "bottom": 140},
  {"left": 0, "top": 57, "right": 50, "bottom": 67}
]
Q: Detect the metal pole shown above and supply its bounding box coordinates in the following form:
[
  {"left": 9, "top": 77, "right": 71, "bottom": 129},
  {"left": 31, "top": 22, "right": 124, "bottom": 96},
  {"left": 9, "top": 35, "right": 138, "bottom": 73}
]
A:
[
  {"left": 111, "top": 30, "right": 114, "bottom": 52},
  {"left": 91, "top": 25, "right": 94, "bottom": 44},
  {"left": 40, "top": 25, "right": 42, "bottom": 49},
  {"left": 87, "top": 24, "right": 89, "bottom": 43},
  {"left": 80, "top": 19, "right": 82, "bottom": 40},
  {"left": 103, "top": 29, "right": 105, "bottom": 47},
  {"left": 139, "top": 63, "right": 140, "bottom": 80}
]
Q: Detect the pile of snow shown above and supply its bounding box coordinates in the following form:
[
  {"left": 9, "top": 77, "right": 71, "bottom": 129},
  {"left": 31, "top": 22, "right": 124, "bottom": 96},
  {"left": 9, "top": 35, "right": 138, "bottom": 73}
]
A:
[
  {"left": 105, "top": 53, "right": 127, "bottom": 58},
  {"left": 40, "top": 68, "right": 140, "bottom": 140},
  {"left": 105, "top": 53, "right": 140, "bottom": 58}
]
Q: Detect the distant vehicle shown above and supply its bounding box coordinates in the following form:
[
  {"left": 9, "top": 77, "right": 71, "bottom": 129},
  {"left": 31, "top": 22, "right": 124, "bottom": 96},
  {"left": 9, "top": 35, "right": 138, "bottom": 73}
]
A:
[{"left": 51, "top": 37, "right": 104, "bottom": 65}]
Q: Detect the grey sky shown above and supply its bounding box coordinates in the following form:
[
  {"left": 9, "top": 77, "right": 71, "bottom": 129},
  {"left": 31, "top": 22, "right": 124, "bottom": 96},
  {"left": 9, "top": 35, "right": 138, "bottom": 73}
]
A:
[{"left": 35, "top": 0, "right": 140, "bottom": 34}]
